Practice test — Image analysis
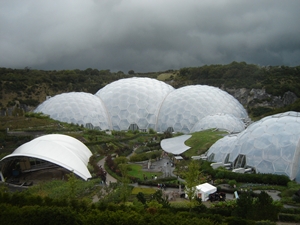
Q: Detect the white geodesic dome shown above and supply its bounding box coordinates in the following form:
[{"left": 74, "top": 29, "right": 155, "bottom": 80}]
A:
[
  {"left": 95, "top": 77, "right": 174, "bottom": 131},
  {"left": 206, "top": 111, "right": 300, "bottom": 182},
  {"left": 190, "top": 113, "right": 245, "bottom": 133},
  {"left": 156, "top": 85, "right": 248, "bottom": 134},
  {"left": 34, "top": 92, "right": 111, "bottom": 130},
  {"left": 34, "top": 78, "right": 247, "bottom": 133},
  {"left": 206, "top": 135, "right": 238, "bottom": 163}
]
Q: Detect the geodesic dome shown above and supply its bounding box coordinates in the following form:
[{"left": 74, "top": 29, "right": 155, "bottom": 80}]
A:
[
  {"left": 206, "top": 111, "right": 300, "bottom": 182},
  {"left": 34, "top": 92, "right": 111, "bottom": 130},
  {"left": 95, "top": 77, "right": 174, "bottom": 131},
  {"left": 156, "top": 85, "right": 248, "bottom": 134},
  {"left": 190, "top": 113, "right": 245, "bottom": 133},
  {"left": 34, "top": 78, "right": 247, "bottom": 133}
]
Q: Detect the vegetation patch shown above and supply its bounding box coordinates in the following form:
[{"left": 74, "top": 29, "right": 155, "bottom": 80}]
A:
[
  {"left": 131, "top": 187, "right": 157, "bottom": 195},
  {"left": 183, "top": 130, "right": 226, "bottom": 157},
  {"left": 127, "top": 164, "right": 162, "bottom": 180}
]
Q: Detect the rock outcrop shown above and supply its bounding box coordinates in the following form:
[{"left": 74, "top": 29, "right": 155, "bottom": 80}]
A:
[{"left": 225, "top": 88, "right": 298, "bottom": 108}]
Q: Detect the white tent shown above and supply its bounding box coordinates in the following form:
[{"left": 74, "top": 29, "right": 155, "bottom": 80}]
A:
[{"left": 195, "top": 183, "right": 217, "bottom": 201}]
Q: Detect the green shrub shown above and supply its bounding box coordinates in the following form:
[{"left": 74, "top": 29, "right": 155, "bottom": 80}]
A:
[{"left": 278, "top": 213, "right": 300, "bottom": 222}]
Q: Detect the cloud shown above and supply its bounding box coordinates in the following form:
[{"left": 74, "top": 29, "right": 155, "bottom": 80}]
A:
[{"left": 1, "top": 0, "right": 300, "bottom": 72}]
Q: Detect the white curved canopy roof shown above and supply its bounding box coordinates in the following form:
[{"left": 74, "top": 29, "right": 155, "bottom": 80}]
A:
[
  {"left": 160, "top": 135, "right": 192, "bottom": 155},
  {"left": 1, "top": 134, "right": 92, "bottom": 180}
]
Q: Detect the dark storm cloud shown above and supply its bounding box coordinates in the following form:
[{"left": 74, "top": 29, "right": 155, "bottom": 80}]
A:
[{"left": 1, "top": 0, "right": 300, "bottom": 72}]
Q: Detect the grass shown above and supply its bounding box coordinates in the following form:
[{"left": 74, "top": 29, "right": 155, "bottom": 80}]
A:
[
  {"left": 183, "top": 129, "right": 226, "bottom": 157},
  {"left": 131, "top": 187, "right": 157, "bottom": 195},
  {"left": 157, "top": 73, "right": 176, "bottom": 81},
  {"left": 128, "top": 164, "right": 162, "bottom": 180},
  {"left": 169, "top": 200, "right": 190, "bottom": 208}
]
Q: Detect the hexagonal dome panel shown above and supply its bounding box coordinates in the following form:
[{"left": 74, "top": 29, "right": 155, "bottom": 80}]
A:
[
  {"left": 95, "top": 77, "right": 174, "bottom": 131},
  {"left": 191, "top": 113, "right": 245, "bottom": 133},
  {"left": 206, "top": 111, "right": 300, "bottom": 182},
  {"left": 156, "top": 85, "right": 248, "bottom": 133},
  {"left": 34, "top": 92, "right": 111, "bottom": 130}
]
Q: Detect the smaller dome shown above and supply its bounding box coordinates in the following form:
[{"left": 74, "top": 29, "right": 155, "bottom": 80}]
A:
[
  {"left": 206, "top": 111, "right": 300, "bottom": 182},
  {"left": 34, "top": 92, "right": 111, "bottom": 130},
  {"left": 191, "top": 113, "right": 245, "bottom": 133},
  {"left": 157, "top": 85, "right": 248, "bottom": 134}
]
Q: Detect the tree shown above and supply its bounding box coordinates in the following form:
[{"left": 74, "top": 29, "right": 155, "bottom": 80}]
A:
[
  {"left": 149, "top": 190, "right": 170, "bottom": 208},
  {"left": 232, "top": 192, "right": 254, "bottom": 219},
  {"left": 118, "top": 164, "right": 131, "bottom": 204},
  {"left": 128, "top": 70, "right": 135, "bottom": 75},
  {"left": 184, "top": 160, "right": 201, "bottom": 210},
  {"left": 252, "top": 191, "right": 282, "bottom": 221},
  {"left": 66, "top": 172, "right": 79, "bottom": 202},
  {"left": 114, "top": 156, "right": 128, "bottom": 166}
]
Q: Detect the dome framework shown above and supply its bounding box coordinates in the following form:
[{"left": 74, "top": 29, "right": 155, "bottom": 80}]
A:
[
  {"left": 206, "top": 111, "right": 300, "bottom": 182},
  {"left": 34, "top": 78, "right": 247, "bottom": 134}
]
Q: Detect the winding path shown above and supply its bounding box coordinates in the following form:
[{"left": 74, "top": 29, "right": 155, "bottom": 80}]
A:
[{"left": 97, "top": 157, "right": 117, "bottom": 183}]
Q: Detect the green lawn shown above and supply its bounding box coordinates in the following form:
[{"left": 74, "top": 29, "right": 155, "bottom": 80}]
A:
[
  {"left": 128, "top": 164, "right": 162, "bottom": 180},
  {"left": 131, "top": 187, "right": 157, "bottom": 195}
]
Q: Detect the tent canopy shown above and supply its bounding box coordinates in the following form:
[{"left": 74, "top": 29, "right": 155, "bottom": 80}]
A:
[
  {"left": 1, "top": 134, "right": 92, "bottom": 180},
  {"left": 195, "top": 183, "right": 217, "bottom": 201}
]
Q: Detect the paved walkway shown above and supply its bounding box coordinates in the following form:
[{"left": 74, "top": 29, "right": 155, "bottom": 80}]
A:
[{"left": 97, "top": 157, "right": 117, "bottom": 183}]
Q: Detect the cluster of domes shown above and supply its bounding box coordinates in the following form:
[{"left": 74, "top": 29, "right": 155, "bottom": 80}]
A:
[
  {"left": 34, "top": 77, "right": 248, "bottom": 134},
  {"left": 207, "top": 111, "right": 300, "bottom": 182}
]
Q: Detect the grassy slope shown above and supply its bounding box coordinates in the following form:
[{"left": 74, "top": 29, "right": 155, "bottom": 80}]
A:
[{"left": 183, "top": 129, "right": 226, "bottom": 158}]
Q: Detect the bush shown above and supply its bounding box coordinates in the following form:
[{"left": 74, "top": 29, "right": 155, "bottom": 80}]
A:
[
  {"left": 278, "top": 213, "right": 300, "bottom": 222},
  {"left": 129, "top": 150, "right": 162, "bottom": 162},
  {"left": 255, "top": 221, "right": 276, "bottom": 225}
]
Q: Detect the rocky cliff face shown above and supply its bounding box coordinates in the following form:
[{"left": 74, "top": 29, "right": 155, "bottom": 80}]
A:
[{"left": 225, "top": 88, "right": 298, "bottom": 108}]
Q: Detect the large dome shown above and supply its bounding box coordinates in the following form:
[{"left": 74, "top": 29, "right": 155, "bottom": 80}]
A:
[
  {"left": 206, "top": 111, "right": 300, "bottom": 182},
  {"left": 190, "top": 113, "right": 245, "bottom": 133},
  {"left": 34, "top": 92, "right": 111, "bottom": 130},
  {"left": 156, "top": 85, "right": 248, "bottom": 133},
  {"left": 95, "top": 77, "right": 174, "bottom": 131},
  {"left": 34, "top": 78, "right": 247, "bottom": 134}
]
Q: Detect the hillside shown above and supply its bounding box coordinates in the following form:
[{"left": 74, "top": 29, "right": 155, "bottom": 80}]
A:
[{"left": 1, "top": 62, "right": 300, "bottom": 118}]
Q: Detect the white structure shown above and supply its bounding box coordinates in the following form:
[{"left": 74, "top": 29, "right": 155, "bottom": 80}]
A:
[
  {"left": 35, "top": 78, "right": 248, "bottom": 134},
  {"left": 207, "top": 111, "right": 300, "bottom": 183},
  {"left": 156, "top": 85, "right": 248, "bottom": 133},
  {"left": 34, "top": 92, "right": 111, "bottom": 130},
  {"left": 160, "top": 135, "right": 192, "bottom": 155},
  {"left": 186, "top": 183, "right": 217, "bottom": 201},
  {"left": 0, "top": 134, "right": 92, "bottom": 181},
  {"left": 191, "top": 113, "right": 245, "bottom": 133},
  {"left": 95, "top": 77, "right": 174, "bottom": 131}
]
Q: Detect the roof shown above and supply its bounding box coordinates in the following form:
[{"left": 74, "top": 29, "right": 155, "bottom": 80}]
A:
[
  {"left": 160, "top": 135, "right": 192, "bottom": 155},
  {"left": 196, "top": 183, "right": 217, "bottom": 193},
  {"left": 1, "top": 134, "right": 92, "bottom": 180}
]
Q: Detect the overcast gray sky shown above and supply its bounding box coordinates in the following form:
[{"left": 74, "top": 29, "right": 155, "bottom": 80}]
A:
[{"left": 1, "top": 0, "right": 300, "bottom": 73}]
